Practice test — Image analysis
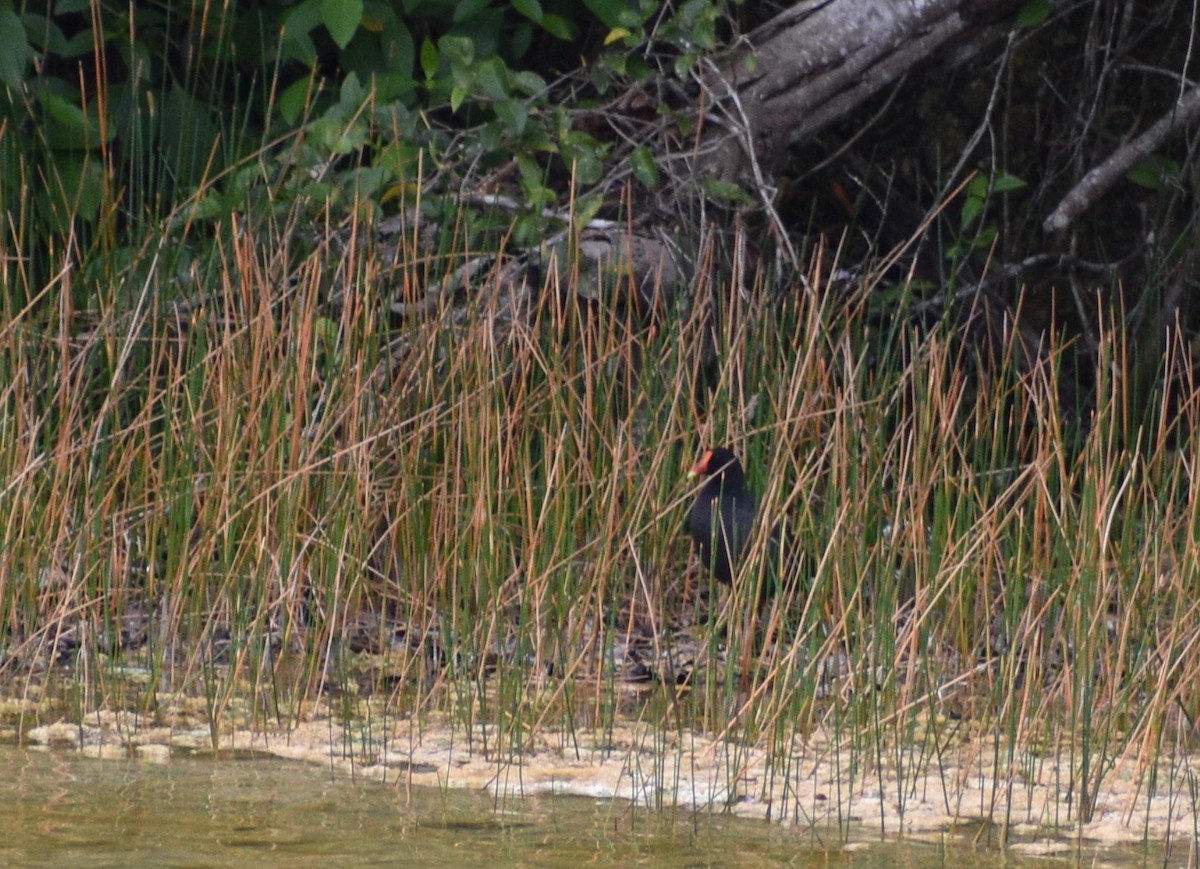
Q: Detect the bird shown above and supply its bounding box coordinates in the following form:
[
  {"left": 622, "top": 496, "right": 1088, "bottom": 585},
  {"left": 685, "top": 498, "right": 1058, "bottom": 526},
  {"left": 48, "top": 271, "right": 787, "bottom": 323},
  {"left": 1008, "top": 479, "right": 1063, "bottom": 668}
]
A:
[{"left": 687, "top": 446, "right": 764, "bottom": 588}]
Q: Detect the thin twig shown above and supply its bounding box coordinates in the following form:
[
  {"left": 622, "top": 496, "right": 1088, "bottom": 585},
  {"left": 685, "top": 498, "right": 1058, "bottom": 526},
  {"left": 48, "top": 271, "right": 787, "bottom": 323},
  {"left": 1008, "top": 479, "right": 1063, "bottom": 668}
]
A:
[{"left": 1044, "top": 83, "right": 1200, "bottom": 234}]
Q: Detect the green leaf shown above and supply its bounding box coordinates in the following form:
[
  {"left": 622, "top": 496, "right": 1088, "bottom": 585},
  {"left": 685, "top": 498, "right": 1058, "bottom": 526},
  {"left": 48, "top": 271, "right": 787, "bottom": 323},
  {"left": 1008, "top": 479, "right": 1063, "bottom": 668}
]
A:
[
  {"left": 450, "top": 85, "right": 467, "bottom": 113},
  {"left": 701, "top": 176, "right": 753, "bottom": 205},
  {"left": 310, "top": 110, "right": 367, "bottom": 155},
  {"left": 596, "top": 55, "right": 624, "bottom": 81},
  {"left": 58, "top": 29, "right": 97, "bottom": 59},
  {"left": 420, "top": 37, "right": 438, "bottom": 80},
  {"left": 512, "top": 213, "right": 544, "bottom": 247},
  {"left": 493, "top": 100, "right": 527, "bottom": 136},
  {"left": 572, "top": 152, "right": 603, "bottom": 186},
  {"left": 553, "top": 106, "right": 572, "bottom": 140},
  {"left": 674, "top": 53, "right": 697, "bottom": 79},
  {"left": 378, "top": 14, "right": 414, "bottom": 65},
  {"left": 960, "top": 195, "right": 983, "bottom": 230},
  {"left": 188, "top": 193, "right": 231, "bottom": 223},
  {"left": 512, "top": 0, "right": 543, "bottom": 22},
  {"left": 573, "top": 192, "right": 604, "bottom": 227},
  {"left": 44, "top": 156, "right": 105, "bottom": 226},
  {"left": 630, "top": 146, "right": 659, "bottom": 188},
  {"left": 516, "top": 153, "right": 555, "bottom": 211},
  {"left": 516, "top": 153, "right": 544, "bottom": 190},
  {"left": 321, "top": 0, "right": 362, "bottom": 49},
  {"left": 39, "top": 91, "right": 106, "bottom": 149},
  {"left": 315, "top": 316, "right": 340, "bottom": 354},
  {"left": 511, "top": 22, "right": 533, "bottom": 59},
  {"left": 582, "top": 0, "right": 626, "bottom": 28},
  {"left": 1126, "top": 159, "right": 1166, "bottom": 191},
  {"left": 1015, "top": 0, "right": 1051, "bottom": 29},
  {"left": 512, "top": 70, "right": 547, "bottom": 95},
  {"left": 279, "top": 77, "right": 313, "bottom": 125},
  {"left": 473, "top": 57, "right": 510, "bottom": 101},
  {"left": 966, "top": 175, "right": 989, "bottom": 199},
  {"left": 281, "top": 0, "right": 323, "bottom": 57},
  {"left": 438, "top": 35, "right": 474, "bottom": 66},
  {"left": 376, "top": 140, "right": 421, "bottom": 178},
  {"left": 476, "top": 119, "right": 503, "bottom": 151},
  {"left": 519, "top": 121, "right": 554, "bottom": 153},
  {"left": 452, "top": 0, "right": 491, "bottom": 24},
  {"left": 339, "top": 71, "right": 366, "bottom": 107},
  {"left": 346, "top": 165, "right": 389, "bottom": 198},
  {"left": 0, "top": 6, "right": 32, "bottom": 88},
  {"left": 539, "top": 14, "right": 575, "bottom": 40},
  {"left": 991, "top": 173, "right": 1027, "bottom": 193}
]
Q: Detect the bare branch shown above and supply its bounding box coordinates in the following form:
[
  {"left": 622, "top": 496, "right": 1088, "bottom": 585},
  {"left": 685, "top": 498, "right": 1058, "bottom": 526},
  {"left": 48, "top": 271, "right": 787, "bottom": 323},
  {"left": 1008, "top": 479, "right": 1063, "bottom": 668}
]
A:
[{"left": 1043, "top": 83, "right": 1200, "bottom": 234}]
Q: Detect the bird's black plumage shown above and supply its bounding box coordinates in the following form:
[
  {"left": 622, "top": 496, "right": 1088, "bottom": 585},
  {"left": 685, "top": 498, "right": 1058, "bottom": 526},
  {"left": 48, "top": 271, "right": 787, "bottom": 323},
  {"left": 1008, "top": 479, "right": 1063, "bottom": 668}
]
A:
[{"left": 687, "top": 447, "right": 759, "bottom": 586}]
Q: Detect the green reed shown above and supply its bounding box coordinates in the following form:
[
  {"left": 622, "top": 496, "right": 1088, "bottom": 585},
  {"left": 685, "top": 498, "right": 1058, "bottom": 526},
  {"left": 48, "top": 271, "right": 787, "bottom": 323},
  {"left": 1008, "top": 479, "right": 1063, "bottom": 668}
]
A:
[{"left": 0, "top": 186, "right": 1198, "bottom": 835}]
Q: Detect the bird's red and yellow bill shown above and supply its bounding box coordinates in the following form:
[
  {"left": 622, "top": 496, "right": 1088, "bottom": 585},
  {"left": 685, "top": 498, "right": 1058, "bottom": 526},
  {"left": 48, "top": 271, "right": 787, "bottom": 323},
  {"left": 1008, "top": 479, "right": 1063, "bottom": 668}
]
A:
[{"left": 689, "top": 449, "right": 717, "bottom": 477}]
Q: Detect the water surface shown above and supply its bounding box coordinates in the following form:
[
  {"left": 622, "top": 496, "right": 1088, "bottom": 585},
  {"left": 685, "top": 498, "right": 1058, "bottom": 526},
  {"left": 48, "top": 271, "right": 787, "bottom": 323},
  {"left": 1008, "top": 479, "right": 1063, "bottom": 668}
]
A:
[{"left": 0, "top": 745, "right": 1157, "bottom": 867}]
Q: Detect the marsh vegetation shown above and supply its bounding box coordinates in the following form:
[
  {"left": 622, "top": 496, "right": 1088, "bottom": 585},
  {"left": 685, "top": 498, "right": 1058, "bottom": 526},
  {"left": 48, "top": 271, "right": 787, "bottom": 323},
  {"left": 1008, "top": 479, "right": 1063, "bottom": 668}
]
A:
[{"left": 2, "top": 0, "right": 1199, "bottom": 854}]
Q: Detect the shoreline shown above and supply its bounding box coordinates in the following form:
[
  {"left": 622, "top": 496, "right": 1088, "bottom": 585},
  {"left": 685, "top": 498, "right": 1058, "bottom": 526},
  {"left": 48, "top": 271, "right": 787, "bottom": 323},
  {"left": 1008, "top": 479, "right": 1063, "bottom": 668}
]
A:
[{"left": 10, "top": 697, "right": 1197, "bottom": 856}]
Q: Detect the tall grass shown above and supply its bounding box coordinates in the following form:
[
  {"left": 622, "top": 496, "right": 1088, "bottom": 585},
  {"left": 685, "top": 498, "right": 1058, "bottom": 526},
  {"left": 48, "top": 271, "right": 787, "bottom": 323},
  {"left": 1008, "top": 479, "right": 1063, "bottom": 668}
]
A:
[{"left": 1, "top": 192, "right": 1198, "bottom": 830}]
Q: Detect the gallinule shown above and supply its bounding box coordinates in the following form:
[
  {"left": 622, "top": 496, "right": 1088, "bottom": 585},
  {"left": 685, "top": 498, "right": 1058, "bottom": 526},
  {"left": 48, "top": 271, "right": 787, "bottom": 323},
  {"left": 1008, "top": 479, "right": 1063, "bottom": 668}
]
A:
[{"left": 687, "top": 447, "right": 762, "bottom": 588}]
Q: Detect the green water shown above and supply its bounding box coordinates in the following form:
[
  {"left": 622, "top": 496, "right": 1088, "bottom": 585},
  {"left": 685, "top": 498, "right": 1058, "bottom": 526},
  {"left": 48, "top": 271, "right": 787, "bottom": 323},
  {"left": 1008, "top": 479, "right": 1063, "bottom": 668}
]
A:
[{"left": 0, "top": 745, "right": 1167, "bottom": 867}]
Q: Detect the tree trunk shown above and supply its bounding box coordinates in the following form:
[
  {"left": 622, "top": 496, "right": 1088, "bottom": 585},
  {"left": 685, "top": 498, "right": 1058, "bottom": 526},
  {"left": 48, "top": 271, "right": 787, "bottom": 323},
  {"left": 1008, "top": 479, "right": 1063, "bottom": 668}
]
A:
[{"left": 697, "top": 0, "right": 1025, "bottom": 182}]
